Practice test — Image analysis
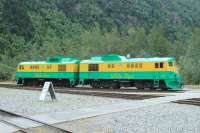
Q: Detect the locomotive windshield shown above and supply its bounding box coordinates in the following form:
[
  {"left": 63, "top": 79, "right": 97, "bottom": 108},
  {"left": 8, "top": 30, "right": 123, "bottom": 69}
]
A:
[{"left": 168, "top": 62, "right": 173, "bottom": 67}]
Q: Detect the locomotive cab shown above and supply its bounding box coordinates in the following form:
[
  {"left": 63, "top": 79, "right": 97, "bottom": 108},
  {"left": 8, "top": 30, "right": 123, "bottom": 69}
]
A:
[
  {"left": 164, "top": 59, "right": 183, "bottom": 90},
  {"left": 167, "top": 61, "right": 178, "bottom": 73}
]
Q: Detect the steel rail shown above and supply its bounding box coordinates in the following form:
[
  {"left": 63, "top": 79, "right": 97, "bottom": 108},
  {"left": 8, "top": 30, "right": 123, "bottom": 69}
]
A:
[{"left": 0, "top": 109, "right": 72, "bottom": 133}]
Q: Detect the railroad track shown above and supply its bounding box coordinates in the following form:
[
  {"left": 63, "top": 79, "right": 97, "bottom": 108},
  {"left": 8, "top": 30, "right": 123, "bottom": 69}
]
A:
[
  {"left": 174, "top": 98, "right": 200, "bottom": 107},
  {"left": 0, "top": 109, "right": 71, "bottom": 133},
  {"left": 0, "top": 83, "right": 184, "bottom": 92},
  {"left": 0, "top": 84, "right": 165, "bottom": 100},
  {"left": 57, "top": 89, "right": 163, "bottom": 100}
]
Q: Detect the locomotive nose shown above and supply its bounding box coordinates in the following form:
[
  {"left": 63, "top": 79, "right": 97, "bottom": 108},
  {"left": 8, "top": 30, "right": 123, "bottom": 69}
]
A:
[{"left": 175, "top": 75, "right": 184, "bottom": 89}]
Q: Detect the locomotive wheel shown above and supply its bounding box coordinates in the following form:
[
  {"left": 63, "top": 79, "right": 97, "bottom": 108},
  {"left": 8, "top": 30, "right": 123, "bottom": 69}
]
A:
[
  {"left": 112, "top": 82, "right": 120, "bottom": 89},
  {"left": 137, "top": 87, "right": 144, "bottom": 90},
  {"left": 91, "top": 81, "right": 100, "bottom": 89},
  {"left": 135, "top": 81, "right": 144, "bottom": 90},
  {"left": 161, "top": 87, "right": 168, "bottom": 91},
  {"left": 150, "top": 86, "right": 156, "bottom": 90},
  {"left": 160, "top": 81, "right": 168, "bottom": 91}
]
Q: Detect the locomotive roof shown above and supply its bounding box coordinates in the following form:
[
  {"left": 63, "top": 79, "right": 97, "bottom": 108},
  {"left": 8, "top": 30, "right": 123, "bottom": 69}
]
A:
[
  {"left": 19, "top": 57, "right": 79, "bottom": 65},
  {"left": 80, "top": 55, "right": 175, "bottom": 64}
]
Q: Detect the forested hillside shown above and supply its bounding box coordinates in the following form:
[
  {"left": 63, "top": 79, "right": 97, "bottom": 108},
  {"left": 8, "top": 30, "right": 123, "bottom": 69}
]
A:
[{"left": 0, "top": 0, "right": 200, "bottom": 84}]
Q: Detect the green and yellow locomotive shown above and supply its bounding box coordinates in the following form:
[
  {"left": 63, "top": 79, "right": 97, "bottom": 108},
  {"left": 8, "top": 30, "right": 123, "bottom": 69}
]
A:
[
  {"left": 79, "top": 55, "right": 182, "bottom": 90},
  {"left": 16, "top": 57, "right": 79, "bottom": 87},
  {"left": 16, "top": 55, "right": 183, "bottom": 90}
]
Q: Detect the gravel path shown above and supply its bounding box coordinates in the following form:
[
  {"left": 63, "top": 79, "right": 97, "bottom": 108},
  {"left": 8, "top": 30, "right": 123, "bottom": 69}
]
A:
[
  {"left": 0, "top": 87, "right": 130, "bottom": 115},
  {"left": 56, "top": 103, "right": 200, "bottom": 133}
]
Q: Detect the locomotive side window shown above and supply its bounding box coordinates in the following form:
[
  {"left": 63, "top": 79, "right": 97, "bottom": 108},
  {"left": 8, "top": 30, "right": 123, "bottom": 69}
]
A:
[
  {"left": 30, "top": 65, "right": 39, "bottom": 69},
  {"left": 135, "top": 63, "right": 138, "bottom": 68},
  {"left": 58, "top": 65, "right": 66, "bottom": 72},
  {"left": 155, "top": 63, "right": 159, "bottom": 68},
  {"left": 112, "top": 64, "right": 114, "bottom": 68},
  {"left": 139, "top": 63, "right": 142, "bottom": 68},
  {"left": 19, "top": 65, "right": 24, "bottom": 70},
  {"left": 89, "top": 64, "right": 99, "bottom": 71},
  {"left": 131, "top": 63, "right": 134, "bottom": 68},
  {"left": 160, "top": 62, "right": 164, "bottom": 68},
  {"left": 47, "top": 65, "right": 52, "bottom": 69},
  {"left": 155, "top": 62, "right": 164, "bottom": 68},
  {"left": 36, "top": 65, "right": 39, "bottom": 69},
  {"left": 108, "top": 64, "right": 114, "bottom": 69},
  {"left": 168, "top": 62, "right": 173, "bottom": 67}
]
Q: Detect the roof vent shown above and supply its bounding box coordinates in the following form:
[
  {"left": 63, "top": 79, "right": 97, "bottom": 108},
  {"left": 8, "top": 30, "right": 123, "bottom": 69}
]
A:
[
  {"left": 91, "top": 55, "right": 127, "bottom": 61},
  {"left": 126, "top": 54, "right": 131, "bottom": 58},
  {"left": 46, "top": 57, "right": 62, "bottom": 62}
]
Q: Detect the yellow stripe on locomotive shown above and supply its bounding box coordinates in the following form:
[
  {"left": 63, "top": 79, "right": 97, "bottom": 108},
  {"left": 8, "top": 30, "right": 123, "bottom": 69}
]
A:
[
  {"left": 17, "top": 64, "right": 79, "bottom": 73},
  {"left": 79, "top": 62, "right": 177, "bottom": 73}
]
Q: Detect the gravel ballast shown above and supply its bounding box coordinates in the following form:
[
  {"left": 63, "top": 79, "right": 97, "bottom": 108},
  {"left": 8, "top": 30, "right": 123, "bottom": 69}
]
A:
[
  {"left": 56, "top": 103, "right": 200, "bottom": 133},
  {"left": 0, "top": 87, "right": 130, "bottom": 115},
  {"left": 1, "top": 87, "right": 200, "bottom": 133}
]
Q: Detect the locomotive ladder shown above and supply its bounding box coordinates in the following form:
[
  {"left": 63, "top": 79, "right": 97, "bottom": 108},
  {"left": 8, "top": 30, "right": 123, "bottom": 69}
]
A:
[{"left": 153, "top": 79, "right": 160, "bottom": 88}]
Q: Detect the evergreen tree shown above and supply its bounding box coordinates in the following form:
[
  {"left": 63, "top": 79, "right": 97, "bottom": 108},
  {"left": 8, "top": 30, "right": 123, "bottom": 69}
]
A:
[{"left": 147, "top": 25, "right": 172, "bottom": 57}]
